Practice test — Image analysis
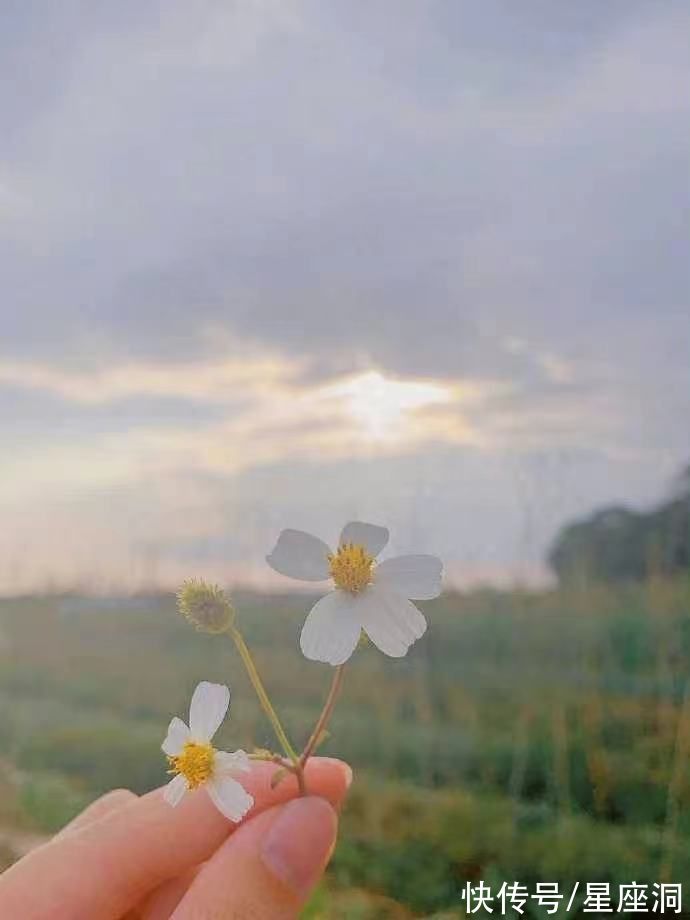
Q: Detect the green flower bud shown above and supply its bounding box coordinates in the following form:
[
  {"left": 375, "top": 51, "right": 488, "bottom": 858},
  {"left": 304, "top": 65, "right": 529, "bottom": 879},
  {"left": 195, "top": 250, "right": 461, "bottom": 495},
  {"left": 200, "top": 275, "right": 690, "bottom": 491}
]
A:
[{"left": 176, "top": 579, "right": 235, "bottom": 634}]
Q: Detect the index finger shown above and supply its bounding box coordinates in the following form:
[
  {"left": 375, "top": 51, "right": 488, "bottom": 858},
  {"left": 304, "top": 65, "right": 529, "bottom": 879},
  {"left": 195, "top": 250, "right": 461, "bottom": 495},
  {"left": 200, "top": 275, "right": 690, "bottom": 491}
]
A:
[{"left": 0, "top": 757, "right": 351, "bottom": 920}]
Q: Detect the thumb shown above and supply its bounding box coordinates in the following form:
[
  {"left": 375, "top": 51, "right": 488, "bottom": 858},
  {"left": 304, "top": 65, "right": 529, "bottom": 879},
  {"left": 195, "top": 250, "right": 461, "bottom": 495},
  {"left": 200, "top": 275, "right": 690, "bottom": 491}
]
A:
[{"left": 170, "top": 796, "right": 337, "bottom": 919}]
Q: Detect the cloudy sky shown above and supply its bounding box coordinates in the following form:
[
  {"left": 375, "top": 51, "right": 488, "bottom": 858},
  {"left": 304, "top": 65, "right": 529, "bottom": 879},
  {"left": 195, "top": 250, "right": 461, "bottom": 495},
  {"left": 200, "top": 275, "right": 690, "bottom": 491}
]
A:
[{"left": 1, "top": 0, "right": 688, "bottom": 593}]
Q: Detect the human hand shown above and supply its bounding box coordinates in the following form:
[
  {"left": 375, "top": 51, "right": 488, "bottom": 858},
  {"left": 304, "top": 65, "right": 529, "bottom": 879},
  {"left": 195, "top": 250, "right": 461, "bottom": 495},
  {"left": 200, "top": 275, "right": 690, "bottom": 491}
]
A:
[{"left": 0, "top": 757, "right": 351, "bottom": 919}]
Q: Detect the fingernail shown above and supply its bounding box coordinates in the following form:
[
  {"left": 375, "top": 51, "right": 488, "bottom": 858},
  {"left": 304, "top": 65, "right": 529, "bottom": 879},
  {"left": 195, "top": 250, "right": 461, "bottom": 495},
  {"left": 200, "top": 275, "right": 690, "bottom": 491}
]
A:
[
  {"left": 261, "top": 797, "right": 337, "bottom": 898},
  {"left": 321, "top": 757, "right": 353, "bottom": 790},
  {"left": 341, "top": 762, "right": 353, "bottom": 789}
]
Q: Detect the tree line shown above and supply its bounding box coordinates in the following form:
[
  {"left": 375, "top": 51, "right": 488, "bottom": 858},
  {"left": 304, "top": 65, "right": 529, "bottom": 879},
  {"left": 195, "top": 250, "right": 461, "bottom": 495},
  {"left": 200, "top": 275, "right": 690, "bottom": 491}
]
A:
[{"left": 549, "top": 465, "right": 690, "bottom": 583}]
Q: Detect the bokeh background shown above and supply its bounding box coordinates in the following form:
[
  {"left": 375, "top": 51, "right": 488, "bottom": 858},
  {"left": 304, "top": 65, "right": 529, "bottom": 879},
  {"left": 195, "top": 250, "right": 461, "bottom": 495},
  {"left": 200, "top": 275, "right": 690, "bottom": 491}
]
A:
[{"left": 1, "top": 2, "right": 689, "bottom": 916}]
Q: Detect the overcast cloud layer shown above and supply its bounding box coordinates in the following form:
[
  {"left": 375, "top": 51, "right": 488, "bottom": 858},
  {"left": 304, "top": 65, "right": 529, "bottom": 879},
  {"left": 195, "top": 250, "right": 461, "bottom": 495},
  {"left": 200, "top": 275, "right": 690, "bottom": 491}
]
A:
[{"left": 1, "top": 1, "right": 688, "bottom": 592}]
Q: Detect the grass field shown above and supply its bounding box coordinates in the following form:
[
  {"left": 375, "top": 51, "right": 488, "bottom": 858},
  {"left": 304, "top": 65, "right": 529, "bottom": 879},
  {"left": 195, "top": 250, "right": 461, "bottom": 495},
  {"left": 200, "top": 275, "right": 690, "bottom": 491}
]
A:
[{"left": 1, "top": 579, "right": 690, "bottom": 917}]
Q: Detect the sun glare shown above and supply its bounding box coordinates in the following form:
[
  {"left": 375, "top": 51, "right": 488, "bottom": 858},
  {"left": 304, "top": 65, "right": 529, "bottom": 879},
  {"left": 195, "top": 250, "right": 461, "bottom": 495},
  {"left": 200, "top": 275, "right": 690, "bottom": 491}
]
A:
[{"left": 334, "top": 371, "right": 453, "bottom": 438}]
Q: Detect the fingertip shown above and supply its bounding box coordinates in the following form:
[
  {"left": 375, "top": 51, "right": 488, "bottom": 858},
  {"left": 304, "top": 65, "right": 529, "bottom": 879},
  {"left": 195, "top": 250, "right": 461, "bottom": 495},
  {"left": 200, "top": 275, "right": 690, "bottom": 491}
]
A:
[
  {"left": 303, "top": 757, "right": 352, "bottom": 806},
  {"left": 313, "top": 757, "right": 353, "bottom": 790},
  {"left": 260, "top": 796, "right": 338, "bottom": 898},
  {"left": 171, "top": 796, "right": 339, "bottom": 917},
  {"left": 240, "top": 757, "right": 352, "bottom": 813}
]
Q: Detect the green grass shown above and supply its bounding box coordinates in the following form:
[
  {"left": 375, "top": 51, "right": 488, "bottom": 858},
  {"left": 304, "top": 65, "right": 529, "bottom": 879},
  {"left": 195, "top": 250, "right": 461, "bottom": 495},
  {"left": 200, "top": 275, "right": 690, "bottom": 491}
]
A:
[{"left": 1, "top": 579, "right": 690, "bottom": 916}]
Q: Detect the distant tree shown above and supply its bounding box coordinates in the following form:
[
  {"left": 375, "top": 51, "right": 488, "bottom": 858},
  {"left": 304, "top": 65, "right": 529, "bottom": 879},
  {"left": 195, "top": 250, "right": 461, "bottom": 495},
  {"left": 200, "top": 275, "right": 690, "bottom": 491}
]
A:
[
  {"left": 672, "top": 463, "right": 690, "bottom": 499},
  {"left": 549, "top": 465, "right": 690, "bottom": 583}
]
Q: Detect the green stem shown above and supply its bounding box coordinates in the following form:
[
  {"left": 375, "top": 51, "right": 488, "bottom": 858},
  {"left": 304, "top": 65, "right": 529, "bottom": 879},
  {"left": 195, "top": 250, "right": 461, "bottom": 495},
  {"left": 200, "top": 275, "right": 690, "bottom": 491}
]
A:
[
  {"left": 249, "top": 751, "right": 306, "bottom": 794},
  {"left": 228, "top": 627, "right": 299, "bottom": 764},
  {"left": 249, "top": 751, "right": 291, "bottom": 766},
  {"left": 300, "top": 665, "right": 345, "bottom": 767}
]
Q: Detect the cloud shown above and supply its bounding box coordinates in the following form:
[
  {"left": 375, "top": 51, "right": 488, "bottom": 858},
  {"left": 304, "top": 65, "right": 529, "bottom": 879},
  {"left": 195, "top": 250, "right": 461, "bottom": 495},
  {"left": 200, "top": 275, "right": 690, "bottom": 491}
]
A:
[
  {"left": 1, "top": 1, "right": 687, "bottom": 378},
  {"left": 0, "top": 356, "right": 491, "bottom": 506},
  {"left": 0, "top": 350, "right": 300, "bottom": 405},
  {"left": 0, "top": 1, "right": 687, "bottom": 591}
]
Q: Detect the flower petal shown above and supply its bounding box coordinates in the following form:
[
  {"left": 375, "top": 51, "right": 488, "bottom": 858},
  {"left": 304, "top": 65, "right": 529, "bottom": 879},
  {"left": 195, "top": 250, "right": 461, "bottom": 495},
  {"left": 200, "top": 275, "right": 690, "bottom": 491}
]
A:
[
  {"left": 161, "top": 716, "right": 191, "bottom": 756},
  {"left": 215, "top": 749, "right": 252, "bottom": 775},
  {"left": 266, "top": 529, "right": 331, "bottom": 581},
  {"left": 375, "top": 554, "right": 443, "bottom": 600},
  {"left": 163, "top": 774, "right": 188, "bottom": 807},
  {"left": 340, "top": 521, "right": 389, "bottom": 557},
  {"left": 358, "top": 584, "right": 427, "bottom": 657},
  {"left": 189, "top": 681, "right": 230, "bottom": 743},
  {"left": 207, "top": 775, "right": 254, "bottom": 822},
  {"left": 300, "top": 591, "right": 362, "bottom": 666}
]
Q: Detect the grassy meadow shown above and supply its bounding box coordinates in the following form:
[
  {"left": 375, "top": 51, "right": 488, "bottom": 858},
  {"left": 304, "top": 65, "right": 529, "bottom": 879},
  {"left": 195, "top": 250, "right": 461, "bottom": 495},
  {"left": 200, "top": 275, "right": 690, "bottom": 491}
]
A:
[{"left": 1, "top": 579, "right": 690, "bottom": 917}]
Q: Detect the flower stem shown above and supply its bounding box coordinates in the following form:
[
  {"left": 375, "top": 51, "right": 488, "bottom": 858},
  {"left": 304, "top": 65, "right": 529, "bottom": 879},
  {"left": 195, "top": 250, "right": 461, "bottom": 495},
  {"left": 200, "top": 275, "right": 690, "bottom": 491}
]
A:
[
  {"left": 300, "top": 665, "right": 345, "bottom": 768},
  {"left": 249, "top": 751, "right": 292, "bottom": 767},
  {"left": 228, "top": 626, "right": 299, "bottom": 764},
  {"left": 249, "top": 751, "right": 306, "bottom": 794}
]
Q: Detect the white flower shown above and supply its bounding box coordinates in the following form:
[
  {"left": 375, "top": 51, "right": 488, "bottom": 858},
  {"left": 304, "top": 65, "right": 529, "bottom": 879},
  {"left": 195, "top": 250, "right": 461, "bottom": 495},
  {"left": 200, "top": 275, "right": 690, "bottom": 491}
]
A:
[
  {"left": 162, "top": 681, "right": 254, "bottom": 822},
  {"left": 266, "top": 521, "right": 442, "bottom": 666}
]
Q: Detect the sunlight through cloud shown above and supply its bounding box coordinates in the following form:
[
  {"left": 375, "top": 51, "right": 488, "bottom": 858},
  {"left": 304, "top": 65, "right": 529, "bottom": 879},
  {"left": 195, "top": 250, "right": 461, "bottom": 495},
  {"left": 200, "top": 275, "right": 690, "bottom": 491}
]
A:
[{"left": 327, "top": 371, "right": 454, "bottom": 439}]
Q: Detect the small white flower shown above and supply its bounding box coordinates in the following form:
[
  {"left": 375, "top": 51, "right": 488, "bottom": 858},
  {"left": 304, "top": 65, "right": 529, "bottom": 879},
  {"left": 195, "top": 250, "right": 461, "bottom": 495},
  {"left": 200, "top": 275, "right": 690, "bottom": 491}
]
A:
[
  {"left": 162, "top": 681, "right": 254, "bottom": 822},
  {"left": 266, "top": 521, "right": 442, "bottom": 666}
]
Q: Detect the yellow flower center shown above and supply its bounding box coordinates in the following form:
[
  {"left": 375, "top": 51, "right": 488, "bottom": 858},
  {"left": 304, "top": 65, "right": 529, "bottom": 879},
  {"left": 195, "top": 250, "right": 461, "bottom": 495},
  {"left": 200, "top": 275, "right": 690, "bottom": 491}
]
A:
[
  {"left": 328, "top": 542, "right": 375, "bottom": 593},
  {"left": 168, "top": 741, "right": 215, "bottom": 790}
]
